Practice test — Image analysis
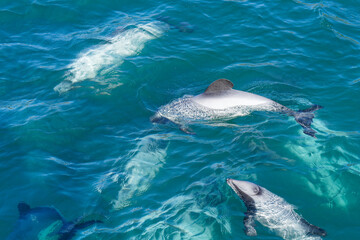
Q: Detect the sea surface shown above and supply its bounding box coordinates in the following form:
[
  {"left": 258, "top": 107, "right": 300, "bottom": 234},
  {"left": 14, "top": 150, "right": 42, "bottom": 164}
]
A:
[{"left": 1, "top": 0, "right": 360, "bottom": 239}]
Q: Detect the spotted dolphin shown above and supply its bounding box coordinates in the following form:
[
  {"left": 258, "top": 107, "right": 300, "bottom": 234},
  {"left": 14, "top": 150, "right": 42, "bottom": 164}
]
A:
[
  {"left": 227, "top": 179, "right": 327, "bottom": 239},
  {"left": 6, "top": 202, "right": 102, "bottom": 240},
  {"left": 152, "top": 79, "right": 323, "bottom": 137}
]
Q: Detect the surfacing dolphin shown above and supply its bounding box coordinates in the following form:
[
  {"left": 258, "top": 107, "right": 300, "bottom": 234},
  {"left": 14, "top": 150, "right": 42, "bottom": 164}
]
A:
[
  {"left": 227, "top": 179, "right": 327, "bottom": 240},
  {"left": 7, "top": 202, "right": 102, "bottom": 240},
  {"left": 152, "top": 79, "right": 323, "bottom": 137}
]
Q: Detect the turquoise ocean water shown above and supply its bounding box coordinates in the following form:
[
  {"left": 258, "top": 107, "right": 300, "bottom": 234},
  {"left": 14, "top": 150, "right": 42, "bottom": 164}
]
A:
[{"left": 1, "top": 0, "right": 360, "bottom": 239}]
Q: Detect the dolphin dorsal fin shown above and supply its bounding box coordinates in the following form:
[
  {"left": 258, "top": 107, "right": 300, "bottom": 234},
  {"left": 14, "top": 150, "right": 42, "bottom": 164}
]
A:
[
  {"left": 18, "top": 202, "right": 31, "bottom": 217},
  {"left": 204, "top": 79, "right": 234, "bottom": 94}
]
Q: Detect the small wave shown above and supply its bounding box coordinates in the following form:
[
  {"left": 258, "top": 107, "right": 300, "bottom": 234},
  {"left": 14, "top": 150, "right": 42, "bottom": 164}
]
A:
[
  {"left": 54, "top": 21, "right": 167, "bottom": 93},
  {"left": 127, "top": 193, "right": 230, "bottom": 240},
  {"left": 294, "top": 0, "right": 360, "bottom": 46}
]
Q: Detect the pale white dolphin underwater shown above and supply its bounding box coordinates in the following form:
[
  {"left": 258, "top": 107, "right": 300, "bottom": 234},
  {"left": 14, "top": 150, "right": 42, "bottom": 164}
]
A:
[
  {"left": 227, "top": 179, "right": 327, "bottom": 240},
  {"left": 54, "top": 21, "right": 166, "bottom": 93},
  {"left": 112, "top": 134, "right": 168, "bottom": 210},
  {"left": 152, "top": 79, "right": 323, "bottom": 137}
]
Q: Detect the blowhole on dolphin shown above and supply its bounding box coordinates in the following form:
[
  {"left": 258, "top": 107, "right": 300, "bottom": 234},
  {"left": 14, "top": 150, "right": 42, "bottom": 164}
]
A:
[{"left": 152, "top": 79, "right": 323, "bottom": 137}]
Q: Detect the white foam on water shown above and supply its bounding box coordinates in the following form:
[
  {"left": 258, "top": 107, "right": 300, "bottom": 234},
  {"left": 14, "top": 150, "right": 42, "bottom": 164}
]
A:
[
  {"left": 94, "top": 170, "right": 120, "bottom": 194},
  {"left": 112, "top": 134, "right": 168, "bottom": 209},
  {"left": 54, "top": 21, "right": 166, "bottom": 93}
]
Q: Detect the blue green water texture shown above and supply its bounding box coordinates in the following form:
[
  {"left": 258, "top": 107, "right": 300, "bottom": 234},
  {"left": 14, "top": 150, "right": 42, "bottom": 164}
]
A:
[{"left": 0, "top": 0, "right": 360, "bottom": 239}]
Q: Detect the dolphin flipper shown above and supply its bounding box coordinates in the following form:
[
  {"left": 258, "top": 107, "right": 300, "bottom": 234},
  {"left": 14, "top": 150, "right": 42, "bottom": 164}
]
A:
[
  {"left": 292, "top": 105, "right": 323, "bottom": 138},
  {"left": 151, "top": 114, "right": 195, "bottom": 134},
  {"left": 150, "top": 114, "right": 172, "bottom": 125},
  {"left": 179, "top": 125, "right": 195, "bottom": 135},
  {"left": 243, "top": 211, "right": 257, "bottom": 236}
]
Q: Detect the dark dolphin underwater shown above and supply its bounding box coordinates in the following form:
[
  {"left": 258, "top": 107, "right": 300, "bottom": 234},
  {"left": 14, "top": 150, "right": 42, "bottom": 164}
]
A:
[
  {"left": 1, "top": 0, "right": 360, "bottom": 239},
  {"left": 6, "top": 203, "right": 101, "bottom": 240}
]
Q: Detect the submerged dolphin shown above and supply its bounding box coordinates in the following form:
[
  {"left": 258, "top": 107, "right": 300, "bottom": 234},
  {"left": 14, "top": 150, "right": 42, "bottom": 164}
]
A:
[
  {"left": 54, "top": 18, "right": 194, "bottom": 93},
  {"left": 7, "top": 202, "right": 102, "bottom": 240},
  {"left": 227, "top": 179, "right": 327, "bottom": 239},
  {"left": 112, "top": 134, "right": 168, "bottom": 209},
  {"left": 54, "top": 21, "right": 167, "bottom": 93},
  {"left": 152, "top": 79, "right": 323, "bottom": 137}
]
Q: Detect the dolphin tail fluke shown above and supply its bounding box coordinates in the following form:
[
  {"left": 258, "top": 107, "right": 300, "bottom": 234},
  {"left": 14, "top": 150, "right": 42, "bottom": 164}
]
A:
[
  {"left": 293, "top": 105, "right": 323, "bottom": 138},
  {"left": 59, "top": 220, "right": 103, "bottom": 240},
  {"left": 301, "top": 218, "right": 327, "bottom": 237}
]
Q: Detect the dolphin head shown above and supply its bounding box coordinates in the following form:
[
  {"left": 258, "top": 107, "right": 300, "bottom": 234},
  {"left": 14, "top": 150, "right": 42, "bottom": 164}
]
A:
[{"left": 227, "top": 179, "right": 266, "bottom": 208}]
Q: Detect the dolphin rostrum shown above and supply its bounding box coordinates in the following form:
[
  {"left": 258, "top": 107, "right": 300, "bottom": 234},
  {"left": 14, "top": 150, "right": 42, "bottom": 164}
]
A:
[
  {"left": 152, "top": 79, "right": 323, "bottom": 137},
  {"left": 6, "top": 202, "right": 102, "bottom": 240},
  {"left": 227, "top": 179, "right": 327, "bottom": 239}
]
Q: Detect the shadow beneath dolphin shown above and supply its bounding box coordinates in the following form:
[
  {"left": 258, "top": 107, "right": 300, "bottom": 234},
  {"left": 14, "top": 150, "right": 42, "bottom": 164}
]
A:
[
  {"left": 156, "top": 16, "right": 195, "bottom": 33},
  {"left": 6, "top": 202, "right": 102, "bottom": 240}
]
